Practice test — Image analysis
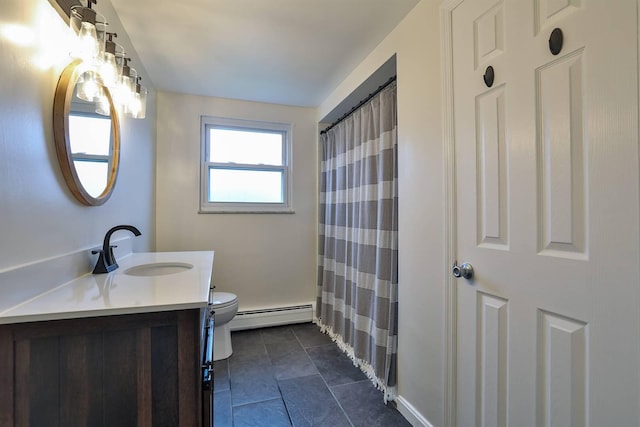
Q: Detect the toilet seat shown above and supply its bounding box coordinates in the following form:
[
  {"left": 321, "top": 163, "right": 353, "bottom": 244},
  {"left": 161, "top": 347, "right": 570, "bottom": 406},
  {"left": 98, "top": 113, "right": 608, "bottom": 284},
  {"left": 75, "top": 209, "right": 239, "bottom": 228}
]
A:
[{"left": 211, "top": 292, "right": 238, "bottom": 309}]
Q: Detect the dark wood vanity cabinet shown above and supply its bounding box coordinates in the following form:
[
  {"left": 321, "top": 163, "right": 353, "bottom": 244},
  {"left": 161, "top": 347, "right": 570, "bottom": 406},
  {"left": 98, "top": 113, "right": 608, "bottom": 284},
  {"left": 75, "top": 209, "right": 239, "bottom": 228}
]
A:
[{"left": 0, "top": 308, "right": 211, "bottom": 427}]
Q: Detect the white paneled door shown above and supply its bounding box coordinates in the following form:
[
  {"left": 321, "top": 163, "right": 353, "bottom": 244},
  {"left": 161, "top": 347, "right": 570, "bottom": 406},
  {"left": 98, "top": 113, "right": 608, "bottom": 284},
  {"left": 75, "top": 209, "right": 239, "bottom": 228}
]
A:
[{"left": 451, "top": 0, "right": 640, "bottom": 425}]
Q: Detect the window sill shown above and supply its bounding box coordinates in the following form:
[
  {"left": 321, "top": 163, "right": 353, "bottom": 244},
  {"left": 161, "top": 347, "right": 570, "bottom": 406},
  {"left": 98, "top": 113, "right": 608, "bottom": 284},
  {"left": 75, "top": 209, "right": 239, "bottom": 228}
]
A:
[{"left": 198, "top": 209, "right": 295, "bottom": 214}]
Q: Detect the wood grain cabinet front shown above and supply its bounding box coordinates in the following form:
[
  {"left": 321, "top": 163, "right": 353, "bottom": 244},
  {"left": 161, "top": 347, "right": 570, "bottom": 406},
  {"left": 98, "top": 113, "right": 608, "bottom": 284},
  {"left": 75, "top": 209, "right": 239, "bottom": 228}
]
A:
[{"left": 0, "top": 309, "right": 210, "bottom": 427}]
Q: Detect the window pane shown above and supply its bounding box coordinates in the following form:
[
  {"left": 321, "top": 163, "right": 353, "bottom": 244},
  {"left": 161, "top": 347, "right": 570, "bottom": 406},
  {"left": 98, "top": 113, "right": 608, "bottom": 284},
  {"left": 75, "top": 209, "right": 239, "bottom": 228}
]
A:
[
  {"left": 69, "top": 114, "right": 112, "bottom": 156},
  {"left": 209, "top": 128, "right": 283, "bottom": 165},
  {"left": 73, "top": 160, "right": 109, "bottom": 198},
  {"left": 209, "top": 169, "right": 283, "bottom": 203}
]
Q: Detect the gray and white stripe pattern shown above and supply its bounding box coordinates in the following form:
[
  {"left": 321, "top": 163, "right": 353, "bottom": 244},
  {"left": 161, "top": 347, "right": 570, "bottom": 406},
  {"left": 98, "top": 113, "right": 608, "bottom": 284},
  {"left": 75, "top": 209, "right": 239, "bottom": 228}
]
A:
[{"left": 316, "top": 82, "right": 398, "bottom": 401}]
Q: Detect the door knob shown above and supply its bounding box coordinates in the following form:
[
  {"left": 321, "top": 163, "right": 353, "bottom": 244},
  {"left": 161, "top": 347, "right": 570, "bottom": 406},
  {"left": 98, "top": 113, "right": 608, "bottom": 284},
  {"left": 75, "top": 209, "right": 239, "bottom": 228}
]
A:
[
  {"left": 452, "top": 261, "right": 474, "bottom": 280},
  {"left": 483, "top": 66, "right": 494, "bottom": 87}
]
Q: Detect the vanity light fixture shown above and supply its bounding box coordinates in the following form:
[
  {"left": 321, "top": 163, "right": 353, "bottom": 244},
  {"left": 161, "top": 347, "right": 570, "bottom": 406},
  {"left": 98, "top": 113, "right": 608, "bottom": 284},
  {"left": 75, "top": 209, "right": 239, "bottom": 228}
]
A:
[
  {"left": 66, "top": 0, "right": 146, "bottom": 120},
  {"left": 114, "top": 58, "right": 135, "bottom": 111},
  {"left": 99, "top": 32, "right": 119, "bottom": 88},
  {"left": 128, "top": 76, "right": 147, "bottom": 119},
  {"left": 69, "top": 0, "right": 100, "bottom": 63}
]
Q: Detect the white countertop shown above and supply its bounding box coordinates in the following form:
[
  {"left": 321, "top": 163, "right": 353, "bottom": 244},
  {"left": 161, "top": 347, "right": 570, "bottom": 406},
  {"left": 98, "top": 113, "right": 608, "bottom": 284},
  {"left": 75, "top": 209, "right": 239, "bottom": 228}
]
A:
[{"left": 0, "top": 251, "right": 214, "bottom": 324}]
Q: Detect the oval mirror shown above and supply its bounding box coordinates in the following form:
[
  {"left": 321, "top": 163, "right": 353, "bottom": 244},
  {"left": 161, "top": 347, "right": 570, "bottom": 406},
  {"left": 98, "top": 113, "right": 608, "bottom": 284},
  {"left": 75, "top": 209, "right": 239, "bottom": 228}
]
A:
[{"left": 53, "top": 60, "right": 120, "bottom": 206}]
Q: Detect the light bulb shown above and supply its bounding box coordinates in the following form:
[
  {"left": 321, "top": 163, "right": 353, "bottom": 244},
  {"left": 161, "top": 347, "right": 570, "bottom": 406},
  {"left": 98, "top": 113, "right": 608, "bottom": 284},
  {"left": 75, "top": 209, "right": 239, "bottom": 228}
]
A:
[
  {"left": 118, "top": 65, "right": 136, "bottom": 115},
  {"left": 78, "top": 22, "right": 99, "bottom": 60},
  {"left": 70, "top": 5, "right": 101, "bottom": 63},
  {"left": 99, "top": 51, "right": 118, "bottom": 87},
  {"left": 129, "top": 93, "right": 141, "bottom": 116},
  {"left": 99, "top": 35, "right": 119, "bottom": 87},
  {"left": 131, "top": 86, "right": 147, "bottom": 119},
  {"left": 112, "top": 74, "right": 132, "bottom": 111},
  {"left": 76, "top": 71, "right": 100, "bottom": 102},
  {"left": 95, "top": 88, "right": 111, "bottom": 116}
]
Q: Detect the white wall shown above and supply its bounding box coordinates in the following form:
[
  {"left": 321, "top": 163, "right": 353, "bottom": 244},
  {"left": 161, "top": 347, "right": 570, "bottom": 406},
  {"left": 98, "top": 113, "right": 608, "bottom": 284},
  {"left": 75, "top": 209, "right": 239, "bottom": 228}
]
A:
[
  {"left": 319, "top": 1, "right": 445, "bottom": 425},
  {"left": 0, "top": 0, "right": 156, "bottom": 272},
  {"left": 155, "top": 92, "right": 318, "bottom": 310}
]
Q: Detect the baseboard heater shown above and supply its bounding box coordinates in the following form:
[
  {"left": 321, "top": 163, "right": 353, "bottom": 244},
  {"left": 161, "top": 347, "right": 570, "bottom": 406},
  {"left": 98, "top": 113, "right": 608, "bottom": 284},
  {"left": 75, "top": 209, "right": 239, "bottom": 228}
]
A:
[{"left": 229, "top": 304, "right": 314, "bottom": 331}]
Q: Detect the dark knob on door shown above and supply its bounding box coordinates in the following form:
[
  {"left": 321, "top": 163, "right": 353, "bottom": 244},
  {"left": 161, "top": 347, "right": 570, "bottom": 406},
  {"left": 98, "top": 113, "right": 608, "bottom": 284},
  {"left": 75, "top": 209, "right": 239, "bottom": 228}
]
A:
[
  {"left": 452, "top": 261, "right": 474, "bottom": 280},
  {"left": 483, "top": 66, "right": 495, "bottom": 87},
  {"left": 549, "top": 28, "right": 563, "bottom": 55}
]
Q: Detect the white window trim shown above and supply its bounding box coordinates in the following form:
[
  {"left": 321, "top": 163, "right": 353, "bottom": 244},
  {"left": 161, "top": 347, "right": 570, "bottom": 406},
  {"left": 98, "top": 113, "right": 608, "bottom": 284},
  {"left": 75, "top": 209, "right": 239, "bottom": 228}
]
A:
[{"left": 199, "top": 115, "right": 294, "bottom": 213}]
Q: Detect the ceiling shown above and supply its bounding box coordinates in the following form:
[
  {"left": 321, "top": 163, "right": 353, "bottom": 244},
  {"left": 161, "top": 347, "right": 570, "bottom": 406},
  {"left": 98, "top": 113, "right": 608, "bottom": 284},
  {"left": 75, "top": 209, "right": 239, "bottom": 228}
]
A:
[{"left": 108, "top": 0, "right": 419, "bottom": 107}]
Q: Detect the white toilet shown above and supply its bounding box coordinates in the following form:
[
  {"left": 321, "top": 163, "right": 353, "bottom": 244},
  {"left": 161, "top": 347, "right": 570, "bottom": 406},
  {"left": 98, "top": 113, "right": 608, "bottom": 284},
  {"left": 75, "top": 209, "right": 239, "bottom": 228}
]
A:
[{"left": 211, "top": 291, "right": 239, "bottom": 361}]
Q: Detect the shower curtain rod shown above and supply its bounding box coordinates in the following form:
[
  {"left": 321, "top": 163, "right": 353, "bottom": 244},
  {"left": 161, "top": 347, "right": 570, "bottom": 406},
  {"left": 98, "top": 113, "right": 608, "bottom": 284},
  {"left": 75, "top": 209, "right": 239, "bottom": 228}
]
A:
[{"left": 320, "top": 75, "right": 397, "bottom": 134}]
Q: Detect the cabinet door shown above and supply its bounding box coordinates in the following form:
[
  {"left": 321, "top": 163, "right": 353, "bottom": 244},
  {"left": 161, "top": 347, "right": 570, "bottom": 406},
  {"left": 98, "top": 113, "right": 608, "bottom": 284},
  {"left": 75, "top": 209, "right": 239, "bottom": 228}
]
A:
[{"left": 0, "top": 310, "right": 204, "bottom": 427}]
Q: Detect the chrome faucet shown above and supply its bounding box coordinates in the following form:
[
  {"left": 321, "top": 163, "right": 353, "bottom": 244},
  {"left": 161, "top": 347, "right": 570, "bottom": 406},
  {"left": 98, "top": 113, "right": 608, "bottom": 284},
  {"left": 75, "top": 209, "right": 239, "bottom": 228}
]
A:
[{"left": 92, "top": 225, "right": 141, "bottom": 274}]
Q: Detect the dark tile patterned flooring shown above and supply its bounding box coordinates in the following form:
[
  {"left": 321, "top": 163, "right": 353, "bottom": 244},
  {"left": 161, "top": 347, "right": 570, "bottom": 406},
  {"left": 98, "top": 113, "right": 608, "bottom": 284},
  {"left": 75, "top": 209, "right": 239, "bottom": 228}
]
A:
[{"left": 213, "top": 323, "right": 411, "bottom": 427}]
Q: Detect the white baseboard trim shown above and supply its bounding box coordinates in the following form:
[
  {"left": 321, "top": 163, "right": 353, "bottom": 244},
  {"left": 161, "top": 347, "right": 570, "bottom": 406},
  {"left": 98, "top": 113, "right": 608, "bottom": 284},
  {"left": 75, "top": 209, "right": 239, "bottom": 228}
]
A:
[
  {"left": 396, "top": 395, "right": 434, "bottom": 427},
  {"left": 229, "top": 304, "right": 314, "bottom": 331}
]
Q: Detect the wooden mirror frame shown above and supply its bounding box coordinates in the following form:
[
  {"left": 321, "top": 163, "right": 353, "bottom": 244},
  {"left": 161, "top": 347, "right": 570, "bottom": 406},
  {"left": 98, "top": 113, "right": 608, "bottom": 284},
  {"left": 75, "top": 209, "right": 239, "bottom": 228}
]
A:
[{"left": 53, "top": 59, "right": 121, "bottom": 206}]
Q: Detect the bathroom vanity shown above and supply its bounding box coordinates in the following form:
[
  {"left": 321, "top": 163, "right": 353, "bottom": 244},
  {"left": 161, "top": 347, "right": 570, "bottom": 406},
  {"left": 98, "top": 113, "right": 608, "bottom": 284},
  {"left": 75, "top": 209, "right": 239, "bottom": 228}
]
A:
[{"left": 0, "top": 251, "right": 214, "bottom": 427}]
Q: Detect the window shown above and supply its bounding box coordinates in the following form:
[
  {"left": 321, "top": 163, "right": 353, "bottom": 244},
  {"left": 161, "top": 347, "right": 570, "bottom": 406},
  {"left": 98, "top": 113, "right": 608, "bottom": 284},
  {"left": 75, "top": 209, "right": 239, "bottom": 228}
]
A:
[{"left": 200, "top": 116, "right": 293, "bottom": 213}]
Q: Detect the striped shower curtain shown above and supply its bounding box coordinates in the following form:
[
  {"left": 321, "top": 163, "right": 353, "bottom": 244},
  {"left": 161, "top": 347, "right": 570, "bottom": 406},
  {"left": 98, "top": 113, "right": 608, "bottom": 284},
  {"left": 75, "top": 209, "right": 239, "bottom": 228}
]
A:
[{"left": 316, "top": 82, "right": 398, "bottom": 402}]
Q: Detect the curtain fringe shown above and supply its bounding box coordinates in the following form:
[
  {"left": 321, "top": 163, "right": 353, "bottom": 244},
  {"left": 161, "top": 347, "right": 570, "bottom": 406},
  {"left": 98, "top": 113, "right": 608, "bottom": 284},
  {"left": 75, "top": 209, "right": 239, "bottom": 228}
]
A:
[{"left": 313, "top": 318, "right": 397, "bottom": 404}]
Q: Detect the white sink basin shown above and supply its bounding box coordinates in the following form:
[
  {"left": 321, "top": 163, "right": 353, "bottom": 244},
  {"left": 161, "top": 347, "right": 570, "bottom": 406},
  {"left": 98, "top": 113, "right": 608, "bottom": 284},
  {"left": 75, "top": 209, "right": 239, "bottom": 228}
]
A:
[{"left": 123, "top": 262, "right": 194, "bottom": 277}]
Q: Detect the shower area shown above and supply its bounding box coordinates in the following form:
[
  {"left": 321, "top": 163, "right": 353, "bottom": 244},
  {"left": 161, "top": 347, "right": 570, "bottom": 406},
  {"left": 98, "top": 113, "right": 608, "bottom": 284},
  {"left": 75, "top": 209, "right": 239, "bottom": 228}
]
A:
[{"left": 316, "top": 57, "right": 398, "bottom": 402}]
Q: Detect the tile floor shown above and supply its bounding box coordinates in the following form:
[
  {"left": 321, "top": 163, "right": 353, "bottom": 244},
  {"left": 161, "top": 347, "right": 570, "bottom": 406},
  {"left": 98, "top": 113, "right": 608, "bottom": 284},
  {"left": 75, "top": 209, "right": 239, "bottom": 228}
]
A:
[{"left": 213, "top": 323, "right": 411, "bottom": 427}]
